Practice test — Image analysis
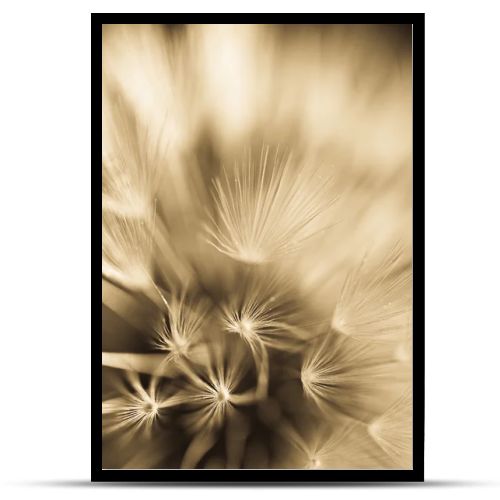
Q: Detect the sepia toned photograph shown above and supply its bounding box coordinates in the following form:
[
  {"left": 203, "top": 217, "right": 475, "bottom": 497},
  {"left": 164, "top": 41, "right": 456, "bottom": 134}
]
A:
[{"left": 95, "top": 14, "right": 424, "bottom": 482}]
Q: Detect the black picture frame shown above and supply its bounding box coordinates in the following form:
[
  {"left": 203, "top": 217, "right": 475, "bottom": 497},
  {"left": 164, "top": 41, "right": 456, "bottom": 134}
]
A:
[{"left": 92, "top": 12, "right": 425, "bottom": 483}]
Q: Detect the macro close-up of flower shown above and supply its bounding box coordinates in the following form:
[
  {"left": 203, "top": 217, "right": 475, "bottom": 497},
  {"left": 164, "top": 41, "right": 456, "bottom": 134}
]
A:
[{"left": 101, "top": 22, "right": 413, "bottom": 470}]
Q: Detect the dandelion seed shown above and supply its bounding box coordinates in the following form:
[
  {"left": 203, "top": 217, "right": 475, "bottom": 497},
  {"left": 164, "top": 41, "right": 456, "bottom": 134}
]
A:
[
  {"left": 368, "top": 388, "right": 412, "bottom": 468},
  {"left": 279, "top": 418, "right": 384, "bottom": 469},
  {"left": 303, "top": 424, "right": 362, "bottom": 469},
  {"left": 175, "top": 337, "right": 256, "bottom": 434},
  {"left": 221, "top": 271, "right": 305, "bottom": 352},
  {"left": 206, "top": 147, "right": 337, "bottom": 264},
  {"left": 151, "top": 288, "right": 208, "bottom": 360},
  {"left": 301, "top": 332, "right": 407, "bottom": 420},
  {"left": 220, "top": 272, "right": 305, "bottom": 398},
  {"left": 102, "top": 371, "right": 179, "bottom": 438},
  {"left": 331, "top": 244, "right": 412, "bottom": 342},
  {"left": 102, "top": 209, "right": 155, "bottom": 292},
  {"left": 173, "top": 338, "right": 257, "bottom": 468}
]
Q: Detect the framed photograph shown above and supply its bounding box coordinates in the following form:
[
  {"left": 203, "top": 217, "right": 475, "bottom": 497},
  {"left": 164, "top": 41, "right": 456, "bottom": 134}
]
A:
[{"left": 93, "top": 13, "right": 424, "bottom": 482}]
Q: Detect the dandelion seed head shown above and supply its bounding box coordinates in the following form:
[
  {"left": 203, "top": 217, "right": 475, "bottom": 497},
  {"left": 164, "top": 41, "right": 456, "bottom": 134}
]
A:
[{"left": 101, "top": 24, "right": 413, "bottom": 470}]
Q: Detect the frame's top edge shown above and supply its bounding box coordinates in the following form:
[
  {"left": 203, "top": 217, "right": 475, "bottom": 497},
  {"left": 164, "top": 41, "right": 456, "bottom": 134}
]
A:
[{"left": 90, "top": 13, "right": 425, "bottom": 24}]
